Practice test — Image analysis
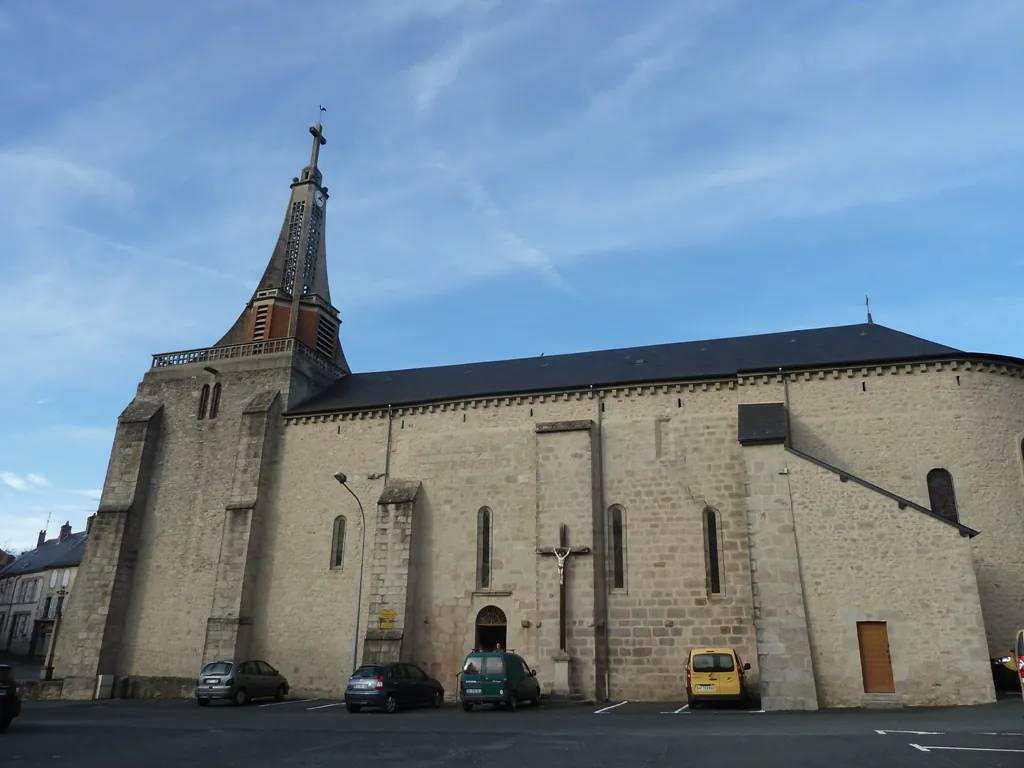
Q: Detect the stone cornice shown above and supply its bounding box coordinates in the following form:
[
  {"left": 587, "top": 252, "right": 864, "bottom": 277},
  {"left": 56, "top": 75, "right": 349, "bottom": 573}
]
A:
[{"left": 283, "top": 355, "right": 1024, "bottom": 425}]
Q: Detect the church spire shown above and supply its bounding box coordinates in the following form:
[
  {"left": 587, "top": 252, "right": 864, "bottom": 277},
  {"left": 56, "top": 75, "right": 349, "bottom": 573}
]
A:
[{"left": 212, "top": 118, "right": 349, "bottom": 373}]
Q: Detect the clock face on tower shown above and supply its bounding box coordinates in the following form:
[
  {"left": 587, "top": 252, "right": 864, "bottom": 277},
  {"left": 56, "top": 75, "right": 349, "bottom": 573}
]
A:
[{"left": 314, "top": 189, "right": 325, "bottom": 208}]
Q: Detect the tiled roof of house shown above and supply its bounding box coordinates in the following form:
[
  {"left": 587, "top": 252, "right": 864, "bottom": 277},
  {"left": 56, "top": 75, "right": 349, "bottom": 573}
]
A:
[{"left": 0, "top": 532, "right": 87, "bottom": 578}]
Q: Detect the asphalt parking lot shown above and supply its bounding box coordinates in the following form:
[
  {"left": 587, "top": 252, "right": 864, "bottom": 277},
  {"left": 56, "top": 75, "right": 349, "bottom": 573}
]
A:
[{"left": 3, "top": 694, "right": 1023, "bottom": 767}]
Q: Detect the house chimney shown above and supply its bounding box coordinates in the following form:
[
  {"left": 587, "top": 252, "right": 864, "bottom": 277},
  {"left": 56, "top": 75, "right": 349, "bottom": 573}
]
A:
[
  {"left": 37, "top": 530, "right": 46, "bottom": 549},
  {"left": 86, "top": 513, "right": 96, "bottom": 535},
  {"left": 59, "top": 521, "right": 72, "bottom": 543}
]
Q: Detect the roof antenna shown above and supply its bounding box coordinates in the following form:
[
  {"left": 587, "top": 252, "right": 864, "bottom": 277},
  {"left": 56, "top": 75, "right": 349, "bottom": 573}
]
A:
[{"left": 865, "top": 295, "right": 874, "bottom": 324}]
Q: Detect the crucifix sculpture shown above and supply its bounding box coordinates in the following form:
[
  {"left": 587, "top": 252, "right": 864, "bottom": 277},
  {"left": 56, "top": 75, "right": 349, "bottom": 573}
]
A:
[{"left": 537, "top": 523, "right": 591, "bottom": 653}]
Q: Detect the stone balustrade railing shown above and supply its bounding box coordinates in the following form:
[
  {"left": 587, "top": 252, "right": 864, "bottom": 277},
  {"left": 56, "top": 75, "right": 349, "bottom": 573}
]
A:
[{"left": 151, "top": 337, "right": 344, "bottom": 377}]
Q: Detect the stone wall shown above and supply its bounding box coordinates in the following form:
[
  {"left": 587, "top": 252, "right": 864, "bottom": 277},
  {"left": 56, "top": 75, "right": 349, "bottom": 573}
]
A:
[
  {"left": 602, "top": 389, "right": 758, "bottom": 702},
  {"left": 535, "top": 421, "right": 599, "bottom": 700},
  {"left": 53, "top": 399, "right": 162, "bottom": 700},
  {"left": 361, "top": 481, "right": 422, "bottom": 665},
  {"left": 787, "top": 450, "right": 995, "bottom": 707},
  {"left": 742, "top": 441, "right": 818, "bottom": 710},
  {"left": 785, "top": 363, "right": 1024, "bottom": 653},
  {"left": 273, "top": 386, "right": 763, "bottom": 701}
]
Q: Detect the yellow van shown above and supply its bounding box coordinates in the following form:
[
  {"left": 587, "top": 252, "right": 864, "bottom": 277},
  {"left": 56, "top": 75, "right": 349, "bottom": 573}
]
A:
[{"left": 685, "top": 647, "right": 750, "bottom": 708}]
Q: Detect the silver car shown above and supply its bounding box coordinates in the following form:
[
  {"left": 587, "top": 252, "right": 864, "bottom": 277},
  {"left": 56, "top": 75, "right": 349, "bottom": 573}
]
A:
[{"left": 195, "top": 659, "right": 289, "bottom": 706}]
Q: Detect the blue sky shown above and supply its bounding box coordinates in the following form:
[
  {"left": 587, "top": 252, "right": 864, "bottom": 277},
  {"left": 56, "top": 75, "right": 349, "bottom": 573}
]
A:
[{"left": 1, "top": 0, "right": 1022, "bottom": 550}]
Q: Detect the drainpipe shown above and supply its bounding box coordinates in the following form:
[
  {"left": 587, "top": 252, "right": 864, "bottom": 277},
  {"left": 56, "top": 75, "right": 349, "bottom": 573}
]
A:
[
  {"left": 781, "top": 368, "right": 792, "bottom": 448},
  {"left": 594, "top": 387, "right": 611, "bottom": 701},
  {"left": 384, "top": 406, "right": 394, "bottom": 483}
]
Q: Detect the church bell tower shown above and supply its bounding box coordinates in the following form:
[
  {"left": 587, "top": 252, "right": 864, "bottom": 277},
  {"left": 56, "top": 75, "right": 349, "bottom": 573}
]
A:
[{"left": 214, "top": 122, "right": 349, "bottom": 373}]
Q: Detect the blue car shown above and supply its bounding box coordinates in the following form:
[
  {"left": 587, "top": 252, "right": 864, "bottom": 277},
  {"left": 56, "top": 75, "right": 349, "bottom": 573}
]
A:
[{"left": 344, "top": 662, "right": 445, "bottom": 713}]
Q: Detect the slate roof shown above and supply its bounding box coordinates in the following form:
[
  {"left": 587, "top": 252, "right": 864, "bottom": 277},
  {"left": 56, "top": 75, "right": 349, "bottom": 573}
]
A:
[
  {"left": 289, "top": 322, "right": 982, "bottom": 415},
  {"left": 0, "top": 532, "right": 88, "bottom": 579}
]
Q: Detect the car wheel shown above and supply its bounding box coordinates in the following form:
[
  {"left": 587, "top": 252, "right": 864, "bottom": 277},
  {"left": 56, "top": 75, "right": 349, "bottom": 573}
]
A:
[
  {"left": 433, "top": 690, "right": 444, "bottom": 708},
  {"left": 345, "top": 704, "right": 361, "bottom": 713},
  {"left": 233, "top": 689, "right": 248, "bottom": 707},
  {"left": 275, "top": 685, "right": 286, "bottom": 702},
  {"left": 506, "top": 693, "right": 517, "bottom": 711},
  {"left": 384, "top": 694, "right": 397, "bottom": 714},
  {"left": 0, "top": 716, "right": 10, "bottom": 734},
  {"left": 197, "top": 698, "right": 211, "bottom": 707},
  {"left": 462, "top": 701, "right": 473, "bottom": 712},
  {"left": 530, "top": 689, "right": 541, "bottom": 707}
]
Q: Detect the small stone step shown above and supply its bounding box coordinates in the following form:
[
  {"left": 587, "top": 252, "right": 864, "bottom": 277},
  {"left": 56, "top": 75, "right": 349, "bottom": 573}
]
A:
[{"left": 862, "top": 693, "right": 902, "bottom": 709}]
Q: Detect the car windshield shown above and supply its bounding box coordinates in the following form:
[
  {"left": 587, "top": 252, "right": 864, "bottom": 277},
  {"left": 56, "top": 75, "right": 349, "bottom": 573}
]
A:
[
  {"left": 351, "top": 666, "right": 383, "bottom": 679},
  {"left": 692, "top": 653, "right": 735, "bottom": 672},
  {"left": 200, "top": 662, "right": 233, "bottom": 676}
]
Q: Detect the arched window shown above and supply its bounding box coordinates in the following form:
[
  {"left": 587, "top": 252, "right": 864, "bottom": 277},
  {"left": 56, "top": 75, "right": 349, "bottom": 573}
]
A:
[
  {"left": 331, "top": 516, "right": 346, "bottom": 569},
  {"left": 197, "top": 384, "right": 210, "bottom": 420},
  {"left": 703, "top": 507, "right": 722, "bottom": 595},
  {"left": 609, "top": 505, "right": 626, "bottom": 591},
  {"left": 477, "top": 507, "right": 492, "bottom": 589},
  {"left": 209, "top": 383, "right": 222, "bottom": 419},
  {"left": 927, "top": 468, "right": 959, "bottom": 524}
]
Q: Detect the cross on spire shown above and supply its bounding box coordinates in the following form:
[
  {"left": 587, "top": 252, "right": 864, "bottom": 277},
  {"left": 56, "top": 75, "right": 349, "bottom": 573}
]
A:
[{"left": 308, "top": 122, "right": 327, "bottom": 172}]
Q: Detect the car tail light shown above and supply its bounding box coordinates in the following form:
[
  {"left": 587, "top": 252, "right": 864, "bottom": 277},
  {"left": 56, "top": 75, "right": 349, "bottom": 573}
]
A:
[
  {"left": 225, "top": 678, "right": 235, "bottom": 686},
  {"left": 375, "top": 675, "right": 384, "bottom": 690}
]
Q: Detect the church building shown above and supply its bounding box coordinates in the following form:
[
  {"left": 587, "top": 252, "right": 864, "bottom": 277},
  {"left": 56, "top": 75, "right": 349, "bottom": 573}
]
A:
[{"left": 52, "top": 123, "right": 1023, "bottom": 710}]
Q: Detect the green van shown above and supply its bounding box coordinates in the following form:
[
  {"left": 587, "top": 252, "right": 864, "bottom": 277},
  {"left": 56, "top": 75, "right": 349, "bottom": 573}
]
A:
[{"left": 459, "top": 651, "right": 541, "bottom": 711}]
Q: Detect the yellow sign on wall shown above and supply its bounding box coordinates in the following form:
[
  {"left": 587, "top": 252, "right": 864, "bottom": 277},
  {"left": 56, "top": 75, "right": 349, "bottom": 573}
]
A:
[
  {"left": 380, "top": 610, "right": 396, "bottom": 620},
  {"left": 380, "top": 622, "right": 394, "bottom": 630}
]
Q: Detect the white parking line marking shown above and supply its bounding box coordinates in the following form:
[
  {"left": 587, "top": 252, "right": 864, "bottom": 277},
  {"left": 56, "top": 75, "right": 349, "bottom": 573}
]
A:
[
  {"left": 875, "top": 730, "right": 943, "bottom": 736},
  {"left": 307, "top": 702, "right": 345, "bottom": 710},
  {"left": 258, "top": 698, "right": 318, "bottom": 708},
  {"left": 910, "top": 743, "right": 1024, "bottom": 754},
  {"left": 673, "top": 704, "right": 689, "bottom": 714},
  {"left": 593, "top": 700, "right": 628, "bottom": 714},
  {"left": 983, "top": 732, "right": 1024, "bottom": 736}
]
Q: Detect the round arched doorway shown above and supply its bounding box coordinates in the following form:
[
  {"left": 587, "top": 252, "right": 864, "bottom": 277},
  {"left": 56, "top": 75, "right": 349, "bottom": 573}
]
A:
[{"left": 475, "top": 605, "right": 507, "bottom": 652}]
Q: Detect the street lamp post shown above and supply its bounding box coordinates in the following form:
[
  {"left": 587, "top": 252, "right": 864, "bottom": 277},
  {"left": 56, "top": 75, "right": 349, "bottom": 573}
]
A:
[
  {"left": 40, "top": 587, "right": 68, "bottom": 681},
  {"left": 334, "top": 472, "right": 366, "bottom": 677}
]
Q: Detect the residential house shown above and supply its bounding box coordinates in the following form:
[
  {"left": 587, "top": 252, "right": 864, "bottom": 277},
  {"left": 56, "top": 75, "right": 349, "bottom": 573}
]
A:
[{"left": 0, "top": 521, "right": 89, "bottom": 659}]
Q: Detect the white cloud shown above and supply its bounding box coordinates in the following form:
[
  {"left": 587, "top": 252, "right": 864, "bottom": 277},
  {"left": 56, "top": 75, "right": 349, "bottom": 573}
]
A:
[{"left": 0, "top": 472, "right": 49, "bottom": 492}]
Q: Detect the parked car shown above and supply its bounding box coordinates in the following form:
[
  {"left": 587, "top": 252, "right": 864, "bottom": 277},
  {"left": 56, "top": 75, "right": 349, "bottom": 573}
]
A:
[
  {"left": 459, "top": 650, "right": 541, "bottom": 711},
  {"left": 194, "top": 659, "right": 289, "bottom": 706},
  {"left": 686, "top": 647, "right": 751, "bottom": 708},
  {"left": 344, "top": 662, "right": 445, "bottom": 713},
  {"left": 0, "top": 665, "right": 22, "bottom": 733}
]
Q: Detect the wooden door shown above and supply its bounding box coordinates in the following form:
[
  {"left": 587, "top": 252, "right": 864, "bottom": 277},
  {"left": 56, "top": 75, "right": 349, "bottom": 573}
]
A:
[{"left": 857, "top": 621, "right": 895, "bottom": 694}]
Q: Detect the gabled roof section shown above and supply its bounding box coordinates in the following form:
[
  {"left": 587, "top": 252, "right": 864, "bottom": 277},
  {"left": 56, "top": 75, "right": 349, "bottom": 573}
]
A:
[
  {"left": 0, "top": 532, "right": 88, "bottom": 578},
  {"left": 289, "top": 323, "right": 966, "bottom": 415}
]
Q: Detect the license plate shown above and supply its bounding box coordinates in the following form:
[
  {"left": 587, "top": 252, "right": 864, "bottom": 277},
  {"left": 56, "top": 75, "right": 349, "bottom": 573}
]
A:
[
  {"left": 695, "top": 684, "right": 715, "bottom": 691},
  {"left": 466, "top": 688, "right": 482, "bottom": 694},
  {"left": 204, "top": 678, "right": 220, "bottom": 684}
]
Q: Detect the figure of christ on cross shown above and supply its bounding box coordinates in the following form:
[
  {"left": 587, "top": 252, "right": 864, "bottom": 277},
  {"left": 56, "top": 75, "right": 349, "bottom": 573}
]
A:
[{"left": 537, "top": 523, "right": 591, "bottom": 653}]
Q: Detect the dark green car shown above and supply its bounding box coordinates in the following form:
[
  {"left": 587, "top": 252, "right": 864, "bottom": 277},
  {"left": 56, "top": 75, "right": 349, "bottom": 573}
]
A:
[{"left": 459, "top": 651, "right": 541, "bottom": 711}]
